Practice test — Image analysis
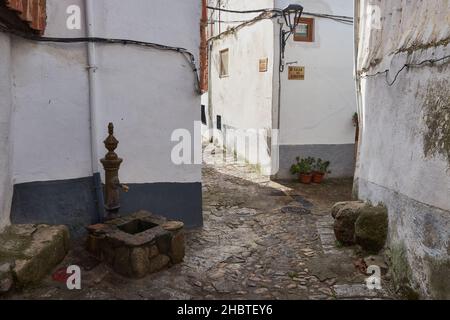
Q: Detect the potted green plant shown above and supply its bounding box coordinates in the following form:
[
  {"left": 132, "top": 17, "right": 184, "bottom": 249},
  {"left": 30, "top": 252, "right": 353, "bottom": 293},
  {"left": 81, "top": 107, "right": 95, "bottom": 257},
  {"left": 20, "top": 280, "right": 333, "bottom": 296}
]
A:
[
  {"left": 290, "top": 157, "right": 314, "bottom": 184},
  {"left": 312, "top": 158, "right": 331, "bottom": 184}
]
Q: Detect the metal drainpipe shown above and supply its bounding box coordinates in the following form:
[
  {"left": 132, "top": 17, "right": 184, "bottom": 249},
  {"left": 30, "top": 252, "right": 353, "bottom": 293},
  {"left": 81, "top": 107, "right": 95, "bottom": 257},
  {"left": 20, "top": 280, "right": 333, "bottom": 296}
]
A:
[{"left": 85, "top": 0, "right": 105, "bottom": 221}]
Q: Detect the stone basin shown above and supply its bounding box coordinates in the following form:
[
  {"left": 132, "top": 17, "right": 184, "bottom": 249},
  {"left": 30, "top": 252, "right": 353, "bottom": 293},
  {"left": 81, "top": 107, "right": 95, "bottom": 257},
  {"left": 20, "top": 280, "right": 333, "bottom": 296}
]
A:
[{"left": 86, "top": 211, "right": 185, "bottom": 278}]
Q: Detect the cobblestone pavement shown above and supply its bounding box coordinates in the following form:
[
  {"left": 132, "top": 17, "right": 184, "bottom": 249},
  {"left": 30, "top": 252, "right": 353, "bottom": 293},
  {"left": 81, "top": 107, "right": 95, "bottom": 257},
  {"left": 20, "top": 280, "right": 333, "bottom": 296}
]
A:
[{"left": 4, "top": 146, "right": 397, "bottom": 300}]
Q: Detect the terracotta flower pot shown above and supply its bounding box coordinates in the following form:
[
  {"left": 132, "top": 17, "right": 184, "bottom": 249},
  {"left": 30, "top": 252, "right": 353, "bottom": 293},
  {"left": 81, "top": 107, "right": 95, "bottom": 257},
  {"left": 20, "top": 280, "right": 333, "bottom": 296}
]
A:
[
  {"left": 299, "top": 173, "right": 313, "bottom": 184},
  {"left": 312, "top": 172, "right": 325, "bottom": 184}
]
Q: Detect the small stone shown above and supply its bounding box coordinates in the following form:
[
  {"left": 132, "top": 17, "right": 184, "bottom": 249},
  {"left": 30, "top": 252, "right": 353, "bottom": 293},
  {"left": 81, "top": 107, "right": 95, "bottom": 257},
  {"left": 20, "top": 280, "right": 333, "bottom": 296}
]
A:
[
  {"left": 130, "top": 247, "right": 150, "bottom": 278},
  {"left": 162, "top": 221, "right": 184, "bottom": 232},
  {"left": 318, "top": 288, "right": 333, "bottom": 296},
  {"left": 213, "top": 280, "right": 236, "bottom": 293},
  {"left": 0, "top": 278, "right": 13, "bottom": 294},
  {"left": 287, "top": 284, "right": 297, "bottom": 290},
  {"left": 148, "top": 245, "right": 159, "bottom": 259},
  {"left": 254, "top": 288, "right": 269, "bottom": 295},
  {"left": 0, "top": 263, "right": 11, "bottom": 276},
  {"left": 86, "top": 224, "right": 108, "bottom": 234},
  {"left": 169, "top": 231, "right": 185, "bottom": 264},
  {"left": 148, "top": 255, "right": 170, "bottom": 274}
]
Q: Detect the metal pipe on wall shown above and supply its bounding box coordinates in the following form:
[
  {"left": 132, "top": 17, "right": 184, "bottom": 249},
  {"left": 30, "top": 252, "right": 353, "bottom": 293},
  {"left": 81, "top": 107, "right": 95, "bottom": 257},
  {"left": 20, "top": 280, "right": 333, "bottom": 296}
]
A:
[{"left": 85, "top": 0, "right": 105, "bottom": 220}]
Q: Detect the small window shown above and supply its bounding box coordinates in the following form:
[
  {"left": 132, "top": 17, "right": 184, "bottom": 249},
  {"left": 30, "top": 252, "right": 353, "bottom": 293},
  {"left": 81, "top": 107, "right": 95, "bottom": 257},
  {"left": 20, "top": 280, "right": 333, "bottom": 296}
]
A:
[
  {"left": 219, "top": 49, "right": 229, "bottom": 77},
  {"left": 216, "top": 115, "right": 222, "bottom": 131},
  {"left": 201, "top": 105, "right": 207, "bottom": 125},
  {"left": 294, "top": 18, "right": 314, "bottom": 42}
]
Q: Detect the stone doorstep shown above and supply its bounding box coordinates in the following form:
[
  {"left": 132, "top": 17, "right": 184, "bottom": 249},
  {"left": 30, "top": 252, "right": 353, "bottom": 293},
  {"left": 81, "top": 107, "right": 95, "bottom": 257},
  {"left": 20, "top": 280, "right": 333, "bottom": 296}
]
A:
[{"left": 0, "top": 224, "right": 70, "bottom": 294}]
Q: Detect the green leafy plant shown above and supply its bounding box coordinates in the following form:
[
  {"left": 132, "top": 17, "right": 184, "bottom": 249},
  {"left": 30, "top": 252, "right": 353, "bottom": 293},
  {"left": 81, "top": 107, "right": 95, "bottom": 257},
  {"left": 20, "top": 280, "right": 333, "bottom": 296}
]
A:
[
  {"left": 353, "top": 112, "right": 359, "bottom": 127},
  {"left": 314, "top": 158, "right": 331, "bottom": 174},
  {"left": 290, "top": 157, "right": 314, "bottom": 175}
]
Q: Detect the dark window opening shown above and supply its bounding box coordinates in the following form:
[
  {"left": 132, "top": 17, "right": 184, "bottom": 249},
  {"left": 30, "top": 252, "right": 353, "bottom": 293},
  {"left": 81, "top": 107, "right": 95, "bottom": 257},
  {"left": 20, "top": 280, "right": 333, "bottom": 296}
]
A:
[
  {"left": 217, "top": 115, "right": 222, "bottom": 131},
  {"left": 201, "top": 105, "right": 207, "bottom": 125}
]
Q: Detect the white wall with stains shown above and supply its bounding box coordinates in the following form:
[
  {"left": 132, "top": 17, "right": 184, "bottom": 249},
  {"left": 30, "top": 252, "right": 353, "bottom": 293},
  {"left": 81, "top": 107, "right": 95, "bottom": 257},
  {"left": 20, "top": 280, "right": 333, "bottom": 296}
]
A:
[
  {"left": 355, "top": 0, "right": 450, "bottom": 299},
  {"left": 11, "top": 0, "right": 92, "bottom": 184},
  {"left": 10, "top": 0, "right": 201, "bottom": 185},
  {"left": 0, "top": 33, "right": 13, "bottom": 231},
  {"left": 209, "top": 0, "right": 276, "bottom": 174},
  {"left": 91, "top": 0, "right": 201, "bottom": 184}
]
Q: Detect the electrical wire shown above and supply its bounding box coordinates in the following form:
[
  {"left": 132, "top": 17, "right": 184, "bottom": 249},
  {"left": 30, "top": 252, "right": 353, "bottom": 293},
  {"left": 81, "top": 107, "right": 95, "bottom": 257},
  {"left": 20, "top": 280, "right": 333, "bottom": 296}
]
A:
[
  {"left": 206, "top": 5, "right": 354, "bottom": 24},
  {"left": 206, "top": 6, "right": 280, "bottom": 15},
  {"left": 359, "top": 54, "right": 450, "bottom": 86},
  {"left": 0, "top": 24, "right": 201, "bottom": 94}
]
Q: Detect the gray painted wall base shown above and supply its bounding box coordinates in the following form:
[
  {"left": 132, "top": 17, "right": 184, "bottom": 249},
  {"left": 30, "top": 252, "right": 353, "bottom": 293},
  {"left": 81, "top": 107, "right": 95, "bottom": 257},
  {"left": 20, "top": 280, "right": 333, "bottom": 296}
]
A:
[
  {"left": 11, "top": 177, "right": 99, "bottom": 236},
  {"left": 276, "top": 144, "right": 356, "bottom": 179},
  {"left": 11, "top": 177, "right": 203, "bottom": 236}
]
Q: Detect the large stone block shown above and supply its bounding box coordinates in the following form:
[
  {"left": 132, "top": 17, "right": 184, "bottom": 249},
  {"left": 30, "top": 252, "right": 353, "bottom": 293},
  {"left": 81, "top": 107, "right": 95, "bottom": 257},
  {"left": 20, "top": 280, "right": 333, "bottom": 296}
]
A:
[
  {"left": 355, "top": 205, "right": 388, "bottom": 253},
  {"left": 0, "top": 224, "right": 70, "bottom": 289},
  {"left": 333, "top": 201, "right": 367, "bottom": 245},
  {"left": 130, "top": 247, "right": 150, "bottom": 278}
]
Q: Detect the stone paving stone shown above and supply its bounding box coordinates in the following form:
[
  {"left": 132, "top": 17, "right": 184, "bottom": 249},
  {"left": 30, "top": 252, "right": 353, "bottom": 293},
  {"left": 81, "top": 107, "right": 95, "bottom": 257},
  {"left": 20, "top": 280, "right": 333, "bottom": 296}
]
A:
[{"left": 333, "top": 284, "right": 391, "bottom": 299}]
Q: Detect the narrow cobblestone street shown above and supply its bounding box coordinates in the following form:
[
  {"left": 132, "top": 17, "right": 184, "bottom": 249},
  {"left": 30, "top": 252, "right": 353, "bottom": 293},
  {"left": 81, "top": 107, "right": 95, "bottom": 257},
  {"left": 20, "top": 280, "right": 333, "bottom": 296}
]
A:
[{"left": 4, "top": 146, "right": 397, "bottom": 300}]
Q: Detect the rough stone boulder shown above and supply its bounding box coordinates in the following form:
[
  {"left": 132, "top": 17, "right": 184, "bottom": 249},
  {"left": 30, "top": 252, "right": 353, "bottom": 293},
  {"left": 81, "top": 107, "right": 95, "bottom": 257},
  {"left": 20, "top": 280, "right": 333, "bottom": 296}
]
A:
[
  {"left": 333, "top": 201, "right": 367, "bottom": 245},
  {"left": 331, "top": 201, "right": 364, "bottom": 219},
  {"left": 0, "top": 224, "right": 70, "bottom": 293},
  {"left": 355, "top": 205, "right": 388, "bottom": 253}
]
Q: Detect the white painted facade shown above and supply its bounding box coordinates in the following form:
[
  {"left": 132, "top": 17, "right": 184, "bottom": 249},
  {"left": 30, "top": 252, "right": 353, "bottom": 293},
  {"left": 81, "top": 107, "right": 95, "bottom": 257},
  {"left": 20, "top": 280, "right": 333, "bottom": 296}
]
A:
[
  {"left": 208, "top": 0, "right": 357, "bottom": 178},
  {"left": 276, "top": 0, "right": 356, "bottom": 145},
  {"left": 355, "top": 0, "right": 450, "bottom": 299},
  {"left": 0, "top": 0, "right": 202, "bottom": 230},
  {"left": 208, "top": 0, "right": 275, "bottom": 174}
]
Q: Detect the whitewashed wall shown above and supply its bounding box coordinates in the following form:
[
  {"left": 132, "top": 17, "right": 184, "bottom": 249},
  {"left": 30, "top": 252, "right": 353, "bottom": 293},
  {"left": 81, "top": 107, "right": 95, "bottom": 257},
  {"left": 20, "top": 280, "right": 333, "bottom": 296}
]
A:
[
  {"left": 92, "top": 0, "right": 201, "bottom": 184},
  {"left": 11, "top": 0, "right": 92, "bottom": 184},
  {"left": 209, "top": 0, "right": 276, "bottom": 174},
  {"left": 355, "top": 0, "right": 450, "bottom": 299},
  {"left": 275, "top": 0, "right": 357, "bottom": 178},
  {"left": 0, "top": 33, "right": 13, "bottom": 231},
  {"left": 11, "top": 0, "right": 201, "bottom": 185}
]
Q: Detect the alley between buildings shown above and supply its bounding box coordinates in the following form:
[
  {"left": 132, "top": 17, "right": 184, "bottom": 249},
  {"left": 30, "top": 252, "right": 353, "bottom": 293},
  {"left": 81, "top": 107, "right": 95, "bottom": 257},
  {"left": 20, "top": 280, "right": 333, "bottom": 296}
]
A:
[{"left": 4, "top": 145, "right": 397, "bottom": 300}]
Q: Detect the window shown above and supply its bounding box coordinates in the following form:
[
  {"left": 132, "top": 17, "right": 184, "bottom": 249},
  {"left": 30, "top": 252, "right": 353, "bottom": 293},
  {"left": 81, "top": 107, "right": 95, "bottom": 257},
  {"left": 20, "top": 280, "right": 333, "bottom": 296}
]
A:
[
  {"left": 219, "top": 49, "right": 229, "bottom": 77},
  {"left": 216, "top": 115, "right": 222, "bottom": 131},
  {"left": 294, "top": 18, "right": 314, "bottom": 42},
  {"left": 201, "top": 105, "right": 207, "bottom": 125}
]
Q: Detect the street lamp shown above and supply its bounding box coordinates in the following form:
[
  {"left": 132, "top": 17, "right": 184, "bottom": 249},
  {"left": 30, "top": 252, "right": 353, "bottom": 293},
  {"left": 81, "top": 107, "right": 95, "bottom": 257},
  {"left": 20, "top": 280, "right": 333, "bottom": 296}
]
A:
[
  {"left": 282, "top": 4, "right": 304, "bottom": 32},
  {"left": 280, "top": 4, "right": 304, "bottom": 72}
]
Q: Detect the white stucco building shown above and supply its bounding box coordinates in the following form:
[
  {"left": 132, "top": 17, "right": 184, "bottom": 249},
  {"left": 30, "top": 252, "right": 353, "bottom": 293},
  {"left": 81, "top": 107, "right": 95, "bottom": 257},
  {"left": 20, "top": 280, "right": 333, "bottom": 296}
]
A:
[
  {"left": 207, "top": 0, "right": 357, "bottom": 178},
  {"left": 0, "top": 0, "right": 203, "bottom": 234},
  {"left": 355, "top": 0, "right": 450, "bottom": 299}
]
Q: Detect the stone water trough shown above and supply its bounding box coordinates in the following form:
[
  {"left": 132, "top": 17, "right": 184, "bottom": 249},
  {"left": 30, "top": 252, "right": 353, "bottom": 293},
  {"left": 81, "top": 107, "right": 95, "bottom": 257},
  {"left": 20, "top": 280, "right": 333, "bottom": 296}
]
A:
[{"left": 86, "top": 211, "right": 185, "bottom": 278}]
